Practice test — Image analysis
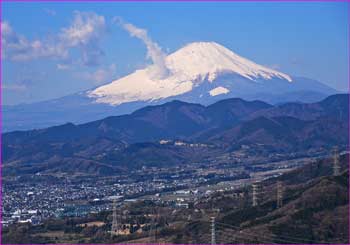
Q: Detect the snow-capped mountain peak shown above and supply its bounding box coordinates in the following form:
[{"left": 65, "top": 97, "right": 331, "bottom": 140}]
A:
[
  {"left": 88, "top": 42, "right": 292, "bottom": 105},
  {"left": 166, "top": 42, "right": 291, "bottom": 82}
]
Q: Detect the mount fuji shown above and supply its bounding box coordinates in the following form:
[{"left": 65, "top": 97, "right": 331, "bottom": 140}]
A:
[
  {"left": 88, "top": 42, "right": 292, "bottom": 105},
  {"left": 3, "top": 42, "right": 337, "bottom": 132}
]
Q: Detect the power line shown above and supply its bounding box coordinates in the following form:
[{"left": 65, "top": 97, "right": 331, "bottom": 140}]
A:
[
  {"left": 215, "top": 222, "right": 300, "bottom": 244},
  {"left": 215, "top": 227, "right": 275, "bottom": 244},
  {"left": 215, "top": 221, "right": 344, "bottom": 244},
  {"left": 198, "top": 219, "right": 278, "bottom": 243}
]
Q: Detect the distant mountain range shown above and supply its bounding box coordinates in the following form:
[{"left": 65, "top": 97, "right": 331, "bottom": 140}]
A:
[
  {"left": 3, "top": 42, "right": 339, "bottom": 132},
  {"left": 3, "top": 94, "right": 348, "bottom": 176}
]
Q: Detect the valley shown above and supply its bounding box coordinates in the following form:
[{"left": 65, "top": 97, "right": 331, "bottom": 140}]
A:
[
  {"left": 2, "top": 152, "right": 348, "bottom": 243},
  {"left": 2, "top": 94, "right": 349, "bottom": 243},
  {"left": 2, "top": 152, "right": 319, "bottom": 225}
]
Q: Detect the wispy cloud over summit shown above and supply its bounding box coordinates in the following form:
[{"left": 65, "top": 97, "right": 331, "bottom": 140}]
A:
[{"left": 114, "top": 17, "right": 169, "bottom": 79}]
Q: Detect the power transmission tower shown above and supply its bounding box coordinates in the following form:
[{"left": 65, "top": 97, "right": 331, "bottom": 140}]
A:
[
  {"left": 333, "top": 147, "right": 340, "bottom": 176},
  {"left": 276, "top": 181, "right": 283, "bottom": 208},
  {"left": 149, "top": 207, "right": 158, "bottom": 243},
  {"left": 64, "top": 177, "right": 68, "bottom": 206},
  {"left": 111, "top": 199, "right": 119, "bottom": 236},
  {"left": 252, "top": 182, "right": 260, "bottom": 207},
  {"left": 211, "top": 216, "right": 216, "bottom": 245}
]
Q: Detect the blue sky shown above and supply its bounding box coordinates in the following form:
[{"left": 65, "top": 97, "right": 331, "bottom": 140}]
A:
[{"left": 2, "top": 1, "right": 349, "bottom": 105}]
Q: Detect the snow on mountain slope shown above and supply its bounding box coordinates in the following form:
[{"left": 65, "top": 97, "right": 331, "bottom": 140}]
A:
[
  {"left": 209, "top": 86, "right": 230, "bottom": 96},
  {"left": 88, "top": 42, "right": 292, "bottom": 106}
]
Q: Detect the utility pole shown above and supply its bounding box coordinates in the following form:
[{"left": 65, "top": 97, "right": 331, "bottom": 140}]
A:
[
  {"left": 276, "top": 181, "right": 283, "bottom": 208},
  {"left": 252, "top": 182, "right": 260, "bottom": 207},
  {"left": 333, "top": 147, "right": 340, "bottom": 176},
  {"left": 111, "top": 199, "right": 119, "bottom": 236},
  {"left": 211, "top": 216, "right": 216, "bottom": 245}
]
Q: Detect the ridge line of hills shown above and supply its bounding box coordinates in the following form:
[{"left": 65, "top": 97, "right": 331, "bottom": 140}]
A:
[{"left": 2, "top": 93, "right": 349, "bottom": 176}]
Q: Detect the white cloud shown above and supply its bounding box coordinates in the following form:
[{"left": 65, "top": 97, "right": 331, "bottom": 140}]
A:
[
  {"left": 62, "top": 11, "right": 105, "bottom": 47},
  {"left": 114, "top": 18, "right": 169, "bottom": 79},
  {"left": 1, "top": 21, "right": 67, "bottom": 61},
  {"left": 61, "top": 11, "right": 106, "bottom": 66},
  {"left": 77, "top": 64, "right": 117, "bottom": 85},
  {"left": 1, "top": 11, "right": 107, "bottom": 66}
]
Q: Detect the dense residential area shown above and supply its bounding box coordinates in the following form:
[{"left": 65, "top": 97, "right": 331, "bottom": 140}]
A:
[
  {"left": 2, "top": 2, "right": 349, "bottom": 244},
  {"left": 2, "top": 152, "right": 349, "bottom": 243}
]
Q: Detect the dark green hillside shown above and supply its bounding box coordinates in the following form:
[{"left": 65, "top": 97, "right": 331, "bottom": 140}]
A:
[{"left": 178, "top": 154, "right": 349, "bottom": 244}]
